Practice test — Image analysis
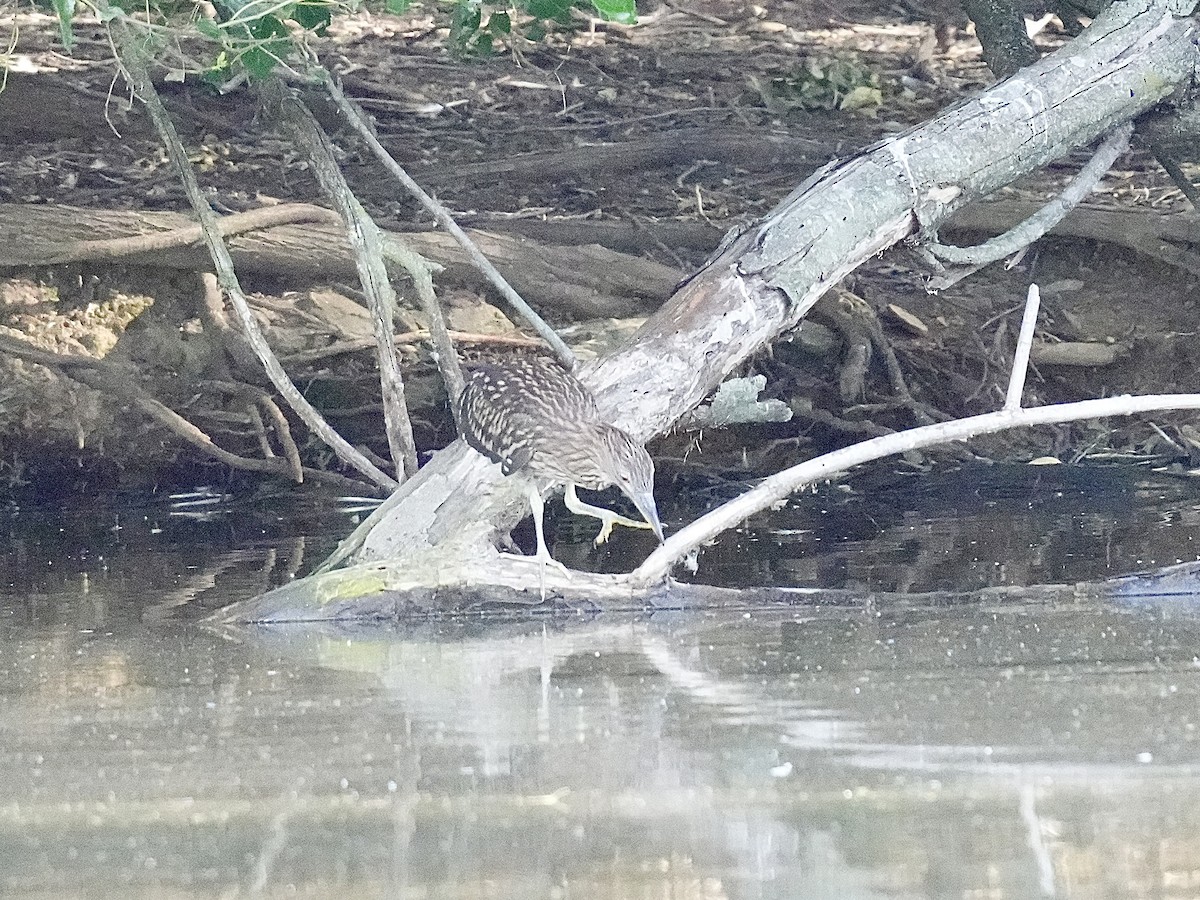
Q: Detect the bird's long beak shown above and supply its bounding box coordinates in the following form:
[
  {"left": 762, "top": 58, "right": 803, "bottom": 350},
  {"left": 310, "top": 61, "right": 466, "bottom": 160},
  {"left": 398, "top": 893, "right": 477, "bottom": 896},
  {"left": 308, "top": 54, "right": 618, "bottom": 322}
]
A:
[{"left": 629, "top": 489, "right": 664, "bottom": 542}]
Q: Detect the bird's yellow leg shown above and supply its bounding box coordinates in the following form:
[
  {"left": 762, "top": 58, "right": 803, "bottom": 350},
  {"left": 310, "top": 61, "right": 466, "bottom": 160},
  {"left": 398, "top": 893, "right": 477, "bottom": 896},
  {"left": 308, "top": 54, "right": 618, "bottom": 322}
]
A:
[
  {"left": 500, "top": 483, "right": 568, "bottom": 600},
  {"left": 564, "top": 484, "right": 655, "bottom": 546}
]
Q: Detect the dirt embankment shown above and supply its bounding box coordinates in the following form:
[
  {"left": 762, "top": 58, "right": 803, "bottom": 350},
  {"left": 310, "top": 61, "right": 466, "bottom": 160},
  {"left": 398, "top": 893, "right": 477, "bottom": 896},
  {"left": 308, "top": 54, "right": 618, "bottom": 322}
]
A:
[{"left": 1, "top": 1, "right": 1197, "bottom": 495}]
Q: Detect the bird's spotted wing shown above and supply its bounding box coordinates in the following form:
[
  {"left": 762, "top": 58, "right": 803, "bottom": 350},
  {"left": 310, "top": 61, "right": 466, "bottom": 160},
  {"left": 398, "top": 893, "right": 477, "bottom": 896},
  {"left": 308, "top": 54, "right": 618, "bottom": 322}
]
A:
[
  {"left": 502, "top": 443, "right": 533, "bottom": 475},
  {"left": 456, "top": 356, "right": 600, "bottom": 480}
]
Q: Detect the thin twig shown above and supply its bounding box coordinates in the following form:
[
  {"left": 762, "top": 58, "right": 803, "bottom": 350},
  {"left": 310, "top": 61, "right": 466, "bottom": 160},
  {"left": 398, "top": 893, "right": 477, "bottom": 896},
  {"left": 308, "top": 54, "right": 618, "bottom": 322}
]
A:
[
  {"left": 632, "top": 391, "right": 1200, "bottom": 585},
  {"left": 103, "top": 9, "right": 398, "bottom": 492},
  {"left": 1005, "top": 284, "right": 1041, "bottom": 410},
  {"left": 248, "top": 402, "right": 275, "bottom": 459},
  {"left": 320, "top": 72, "right": 576, "bottom": 370},
  {"left": 260, "top": 77, "right": 419, "bottom": 479},
  {"left": 662, "top": 0, "right": 729, "bottom": 25},
  {"left": 924, "top": 122, "right": 1134, "bottom": 284},
  {"left": 1148, "top": 420, "right": 1185, "bottom": 452},
  {"left": 258, "top": 394, "right": 304, "bottom": 482},
  {"left": 382, "top": 237, "right": 465, "bottom": 416},
  {"left": 1149, "top": 142, "right": 1200, "bottom": 209},
  {"left": 24, "top": 203, "right": 340, "bottom": 266}
]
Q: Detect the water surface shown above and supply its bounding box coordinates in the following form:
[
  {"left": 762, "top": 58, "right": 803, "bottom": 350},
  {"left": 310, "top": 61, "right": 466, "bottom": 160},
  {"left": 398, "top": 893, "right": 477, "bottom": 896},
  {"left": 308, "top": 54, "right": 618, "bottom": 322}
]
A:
[{"left": 3, "top": 466, "right": 1200, "bottom": 898}]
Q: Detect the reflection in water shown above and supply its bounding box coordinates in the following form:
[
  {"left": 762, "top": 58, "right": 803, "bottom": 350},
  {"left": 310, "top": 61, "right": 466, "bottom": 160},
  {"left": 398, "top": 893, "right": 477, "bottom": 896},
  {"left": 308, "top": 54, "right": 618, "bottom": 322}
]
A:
[
  {"left": 4, "top": 605, "right": 1200, "bottom": 898},
  {"left": 701, "top": 463, "right": 1200, "bottom": 593},
  {"left": 1, "top": 469, "right": 1200, "bottom": 897}
]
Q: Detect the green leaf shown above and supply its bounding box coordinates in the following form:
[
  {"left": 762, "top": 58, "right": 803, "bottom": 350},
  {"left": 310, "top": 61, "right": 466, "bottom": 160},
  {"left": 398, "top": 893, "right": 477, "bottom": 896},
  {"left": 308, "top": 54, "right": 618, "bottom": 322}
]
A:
[
  {"left": 202, "top": 51, "right": 232, "bottom": 85},
  {"left": 488, "top": 10, "right": 510, "bottom": 34},
  {"left": 384, "top": 0, "right": 412, "bottom": 12},
  {"left": 474, "top": 31, "right": 492, "bottom": 54},
  {"left": 292, "top": 1, "right": 332, "bottom": 33},
  {"left": 212, "top": 0, "right": 249, "bottom": 15},
  {"left": 523, "top": 0, "right": 572, "bottom": 19},
  {"left": 195, "top": 18, "right": 222, "bottom": 39},
  {"left": 449, "top": 0, "right": 481, "bottom": 49},
  {"left": 589, "top": 0, "right": 635, "bottom": 24},
  {"left": 237, "top": 13, "right": 290, "bottom": 77},
  {"left": 241, "top": 44, "right": 279, "bottom": 77},
  {"left": 51, "top": 0, "right": 75, "bottom": 50},
  {"left": 250, "top": 11, "right": 289, "bottom": 37}
]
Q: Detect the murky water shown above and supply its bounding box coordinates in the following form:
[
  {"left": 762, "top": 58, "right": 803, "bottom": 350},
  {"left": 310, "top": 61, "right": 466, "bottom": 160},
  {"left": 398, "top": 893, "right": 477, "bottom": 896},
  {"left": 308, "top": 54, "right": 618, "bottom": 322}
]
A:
[{"left": 4, "top": 466, "right": 1200, "bottom": 898}]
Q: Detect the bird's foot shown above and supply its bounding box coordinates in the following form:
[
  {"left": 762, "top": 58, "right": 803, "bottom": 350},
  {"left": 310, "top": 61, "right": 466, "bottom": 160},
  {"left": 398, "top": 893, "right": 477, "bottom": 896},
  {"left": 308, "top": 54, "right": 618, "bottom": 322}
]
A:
[
  {"left": 592, "top": 512, "right": 656, "bottom": 547},
  {"left": 563, "top": 485, "right": 659, "bottom": 546},
  {"left": 499, "top": 550, "right": 570, "bottom": 577},
  {"left": 500, "top": 550, "right": 569, "bottom": 601}
]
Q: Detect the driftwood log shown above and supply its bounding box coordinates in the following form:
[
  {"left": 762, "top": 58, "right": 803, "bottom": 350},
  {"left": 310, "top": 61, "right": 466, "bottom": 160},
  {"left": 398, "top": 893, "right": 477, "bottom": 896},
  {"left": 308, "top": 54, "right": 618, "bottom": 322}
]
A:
[
  {"left": 215, "top": 0, "right": 1200, "bottom": 622},
  {"left": 4, "top": 194, "right": 1195, "bottom": 330},
  {"left": 476, "top": 199, "right": 1200, "bottom": 276},
  {"left": 0, "top": 204, "right": 677, "bottom": 319}
]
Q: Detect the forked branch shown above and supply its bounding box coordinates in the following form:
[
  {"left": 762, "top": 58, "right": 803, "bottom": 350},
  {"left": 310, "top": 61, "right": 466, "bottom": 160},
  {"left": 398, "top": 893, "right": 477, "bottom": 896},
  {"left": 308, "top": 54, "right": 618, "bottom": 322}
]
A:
[
  {"left": 321, "top": 73, "right": 576, "bottom": 371},
  {"left": 920, "top": 122, "right": 1134, "bottom": 289},
  {"left": 261, "top": 78, "right": 420, "bottom": 479},
  {"left": 104, "top": 8, "right": 399, "bottom": 492},
  {"left": 629, "top": 284, "right": 1176, "bottom": 585}
]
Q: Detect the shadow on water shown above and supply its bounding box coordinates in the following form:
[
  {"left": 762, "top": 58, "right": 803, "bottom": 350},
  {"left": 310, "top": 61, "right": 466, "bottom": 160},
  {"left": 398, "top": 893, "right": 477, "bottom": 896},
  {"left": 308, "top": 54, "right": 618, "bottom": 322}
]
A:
[{"left": 4, "top": 464, "right": 1200, "bottom": 897}]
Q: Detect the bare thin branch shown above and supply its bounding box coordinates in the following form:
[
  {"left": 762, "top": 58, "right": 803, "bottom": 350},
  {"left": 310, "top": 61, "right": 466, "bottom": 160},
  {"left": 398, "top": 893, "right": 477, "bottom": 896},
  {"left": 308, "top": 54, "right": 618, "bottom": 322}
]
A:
[
  {"left": 924, "top": 122, "right": 1134, "bottom": 284},
  {"left": 260, "top": 77, "right": 419, "bottom": 479},
  {"left": 383, "top": 237, "right": 465, "bottom": 417},
  {"left": 1149, "top": 142, "right": 1200, "bottom": 209},
  {"left": 1005, "top": 283, "right": 1041, "bottom": 411},
  {"left": 248, "top": 402, "right": 276, "bottom": 459},
  {"left": 103, "top": 9, "right": 398, "bottom": 492},
  {"left": 321, "top": 72, "right": 577, "bottom": 370},
  {"left": 632, "top": 391, "right": 1200, "bottom": 585},
  {"left": 258, "top": 395, "right": 304, "bottom": 482}
]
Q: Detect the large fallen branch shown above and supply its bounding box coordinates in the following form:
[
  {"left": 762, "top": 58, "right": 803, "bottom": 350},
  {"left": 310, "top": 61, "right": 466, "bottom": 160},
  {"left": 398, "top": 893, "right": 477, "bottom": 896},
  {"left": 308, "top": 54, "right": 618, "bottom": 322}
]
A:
[
  {"left": 221, "top": 283, "right": 1200, "bottom": 620},
  {"left": 216, "top": 0, "right": 1200, "bottom": 620},
  {"left": 0, "top": 204, "right": 676, "bottom": 319},
  {"left": 4, "top": 194, "right": 1195, "bottom": 328}
]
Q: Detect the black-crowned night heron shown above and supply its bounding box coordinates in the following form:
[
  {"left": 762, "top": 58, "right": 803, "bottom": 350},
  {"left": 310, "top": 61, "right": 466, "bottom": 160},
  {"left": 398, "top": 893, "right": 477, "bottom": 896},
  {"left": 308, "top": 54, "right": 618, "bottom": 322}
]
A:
[{"left": 456, "top": 355, "right": 664, "bottom": 584}]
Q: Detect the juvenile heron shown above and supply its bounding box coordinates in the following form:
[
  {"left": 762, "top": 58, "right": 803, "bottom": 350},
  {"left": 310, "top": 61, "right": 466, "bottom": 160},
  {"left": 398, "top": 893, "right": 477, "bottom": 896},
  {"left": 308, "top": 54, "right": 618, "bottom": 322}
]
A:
[{"left": 456, "top": 355, "right": 663, "bottom": 581}]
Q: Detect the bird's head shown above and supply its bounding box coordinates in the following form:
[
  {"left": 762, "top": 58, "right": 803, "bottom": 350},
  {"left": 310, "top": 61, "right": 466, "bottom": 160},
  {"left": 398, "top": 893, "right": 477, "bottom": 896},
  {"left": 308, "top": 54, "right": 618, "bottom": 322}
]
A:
[{"left": 593, "top": 425, "right": 664, "bottom": 542}]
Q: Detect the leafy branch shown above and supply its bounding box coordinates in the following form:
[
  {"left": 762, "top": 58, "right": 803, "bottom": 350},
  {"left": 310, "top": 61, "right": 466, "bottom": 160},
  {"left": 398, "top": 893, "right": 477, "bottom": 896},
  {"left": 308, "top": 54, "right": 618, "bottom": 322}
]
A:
[{"left": 32, "top": 0, "right": 639, "bottom": 79}]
